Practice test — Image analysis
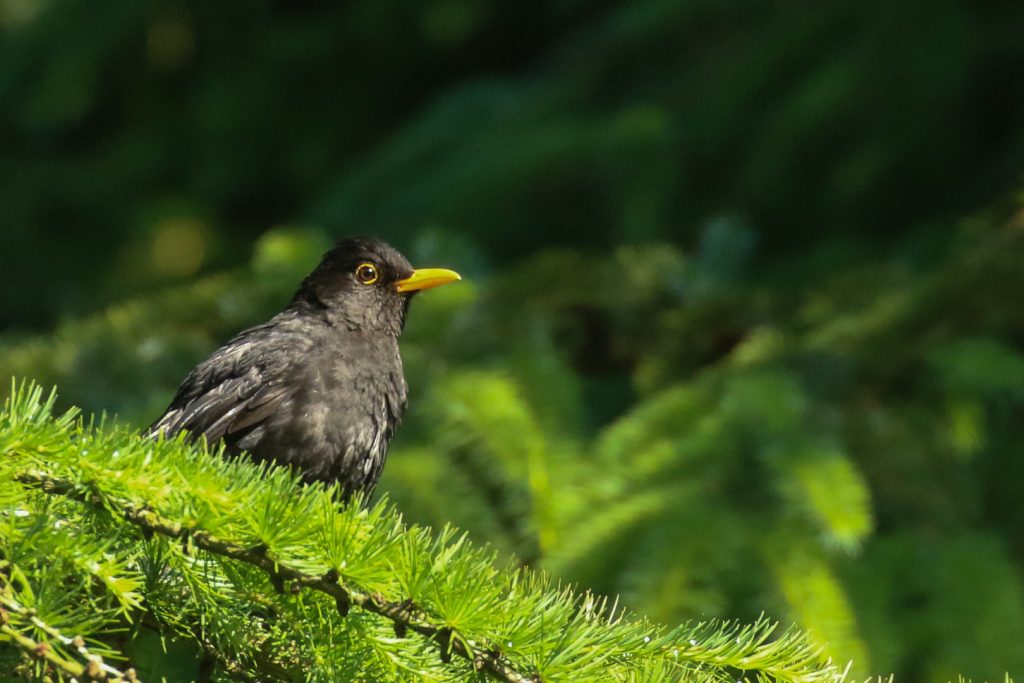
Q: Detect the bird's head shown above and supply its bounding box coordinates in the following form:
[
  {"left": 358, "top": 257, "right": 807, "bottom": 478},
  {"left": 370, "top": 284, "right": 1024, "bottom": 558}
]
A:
[{"left": 293, "top": 237, "right": 461, "bottom": 334}]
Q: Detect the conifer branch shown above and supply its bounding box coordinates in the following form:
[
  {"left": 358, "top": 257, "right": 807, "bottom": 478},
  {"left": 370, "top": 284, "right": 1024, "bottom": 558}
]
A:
[
  {"left": 2, "top": 382, "right": 844, "bottom": 682},
  {"left": 17, "top": 470, "right": 533, "bottom": 683},
  {"left": 0, "top": 593, "right": 135, "bottom": 682}
]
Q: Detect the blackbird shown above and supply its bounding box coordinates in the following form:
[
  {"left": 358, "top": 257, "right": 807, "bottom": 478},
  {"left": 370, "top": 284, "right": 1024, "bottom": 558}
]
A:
[{"left": 147, "top": 237, "right": 460, "bottom": 499}]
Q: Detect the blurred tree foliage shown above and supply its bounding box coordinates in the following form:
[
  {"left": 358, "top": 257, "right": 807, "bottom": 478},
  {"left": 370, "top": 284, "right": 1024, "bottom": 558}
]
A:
[
  {"left": 2, "top": 0, "right": 1023, "bottom": 327},
  {"left": 2, "top": 0, "right": 1024, "bottom": 680}
]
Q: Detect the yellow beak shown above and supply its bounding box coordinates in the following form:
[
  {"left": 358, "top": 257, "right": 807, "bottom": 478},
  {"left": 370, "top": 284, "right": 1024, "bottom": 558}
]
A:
[{"left": 395, "top": 267, "right": 462, "bottom": 293}]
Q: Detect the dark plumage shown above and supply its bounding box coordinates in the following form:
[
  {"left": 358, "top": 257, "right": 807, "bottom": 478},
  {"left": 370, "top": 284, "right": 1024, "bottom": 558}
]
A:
[{"left": 146, "top": 237, "right": 460, "bottom": 499}]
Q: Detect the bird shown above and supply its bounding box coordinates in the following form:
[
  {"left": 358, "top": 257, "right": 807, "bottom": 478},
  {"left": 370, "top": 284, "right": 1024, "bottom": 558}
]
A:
[{"left": 146, "top": 237, "right": 461, "bottom": 499}]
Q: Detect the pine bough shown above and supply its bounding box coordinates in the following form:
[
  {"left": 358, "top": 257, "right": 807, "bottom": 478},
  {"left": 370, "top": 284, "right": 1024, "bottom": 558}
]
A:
[{"left": 0, "top": 381, "right": 843, "bottom": 682}]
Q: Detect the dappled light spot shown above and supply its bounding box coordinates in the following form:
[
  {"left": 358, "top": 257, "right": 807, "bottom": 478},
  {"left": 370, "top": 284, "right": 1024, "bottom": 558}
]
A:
[
  {"left": 147, "top": 11, "right": 195, "bottom": 71},
  {"left": 150, "top": 217, "right": 207, "bottom": 277}
]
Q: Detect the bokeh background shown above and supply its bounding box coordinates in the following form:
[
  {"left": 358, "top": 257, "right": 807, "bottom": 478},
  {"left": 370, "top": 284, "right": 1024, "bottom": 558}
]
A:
[{"left": 3, "top": 1, "right": 1024, "bottom": 679}]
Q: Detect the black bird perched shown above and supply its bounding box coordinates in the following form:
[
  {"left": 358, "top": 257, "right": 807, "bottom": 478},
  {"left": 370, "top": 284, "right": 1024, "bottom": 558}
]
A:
[{"left": 147, "top": 237, "right": 461, "bottom": 499}]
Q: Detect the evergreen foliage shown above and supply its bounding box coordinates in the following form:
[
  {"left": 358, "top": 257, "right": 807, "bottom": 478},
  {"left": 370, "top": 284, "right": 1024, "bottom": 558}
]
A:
[{"left": 1, "top": 382, "right": 840, "bottom": 682}]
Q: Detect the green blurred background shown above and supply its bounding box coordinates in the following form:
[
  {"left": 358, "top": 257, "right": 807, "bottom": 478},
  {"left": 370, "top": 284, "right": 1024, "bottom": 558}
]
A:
[{"left": 2, "top": 1, "right": 1024, "bottom": 679}]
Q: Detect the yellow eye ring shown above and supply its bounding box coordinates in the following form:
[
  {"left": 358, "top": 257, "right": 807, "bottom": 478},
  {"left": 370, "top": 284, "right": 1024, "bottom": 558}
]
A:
[{"left": 355, "top": 263, "right": 379, "bottom": 285}]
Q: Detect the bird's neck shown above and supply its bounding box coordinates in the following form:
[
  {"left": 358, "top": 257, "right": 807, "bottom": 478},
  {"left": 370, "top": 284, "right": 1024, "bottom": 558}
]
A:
[{"left": 287, "top": 294, "right": 407, "bottom": 336}]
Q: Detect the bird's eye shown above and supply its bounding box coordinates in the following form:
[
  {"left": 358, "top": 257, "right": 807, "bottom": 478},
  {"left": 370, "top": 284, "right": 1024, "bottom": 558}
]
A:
[{"left": 355, "top": 263, "right": 379, "bottom": 285}]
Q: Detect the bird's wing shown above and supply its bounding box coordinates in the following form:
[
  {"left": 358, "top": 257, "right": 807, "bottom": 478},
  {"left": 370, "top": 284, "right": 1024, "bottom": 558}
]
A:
[{"left": 147, "top": 332, "right": 293, "bottom": 444}]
